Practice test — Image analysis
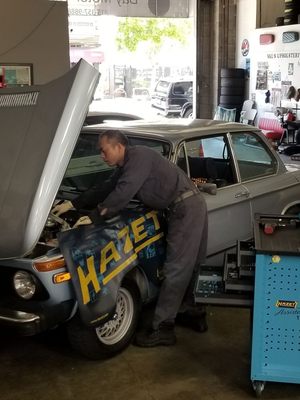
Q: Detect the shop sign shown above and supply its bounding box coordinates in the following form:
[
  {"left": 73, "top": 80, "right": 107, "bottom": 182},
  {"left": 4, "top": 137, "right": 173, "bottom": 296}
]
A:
[
  {"left": 64, "top": 0, "right": 189, "bottom": 18},
  {"left": 241, "top": 38, "right": 249, "bottom": 57}
]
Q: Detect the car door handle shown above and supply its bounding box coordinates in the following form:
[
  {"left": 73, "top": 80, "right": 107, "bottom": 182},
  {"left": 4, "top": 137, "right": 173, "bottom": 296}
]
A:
[{"left": 235, "top": 191, "right": 249, "bottom": 199}]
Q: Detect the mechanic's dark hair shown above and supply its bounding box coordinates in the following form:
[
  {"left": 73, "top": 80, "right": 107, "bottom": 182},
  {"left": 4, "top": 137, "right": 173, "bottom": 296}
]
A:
[{"left": 99, "top": 130, "right": 128, "bottom": 147}]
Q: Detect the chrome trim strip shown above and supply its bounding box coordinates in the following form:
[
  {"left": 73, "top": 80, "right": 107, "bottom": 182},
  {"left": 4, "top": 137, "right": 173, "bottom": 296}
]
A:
[{"left": 0, "top": 309, "right": 40, "bottom": 324}]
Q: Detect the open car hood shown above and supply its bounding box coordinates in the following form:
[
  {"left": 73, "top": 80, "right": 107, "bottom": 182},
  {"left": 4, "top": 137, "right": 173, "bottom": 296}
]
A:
[{"left": 0, "top": 59, "right": 99, "bottom": 259}]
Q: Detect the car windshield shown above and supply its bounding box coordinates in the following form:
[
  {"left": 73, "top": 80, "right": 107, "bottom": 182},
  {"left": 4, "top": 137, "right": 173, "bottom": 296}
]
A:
[{"left": 59, "top": 133, "right": 171, "bottom": 194}]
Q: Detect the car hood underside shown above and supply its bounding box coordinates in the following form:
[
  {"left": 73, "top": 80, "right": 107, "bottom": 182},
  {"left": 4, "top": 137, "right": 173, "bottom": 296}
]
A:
[{"left": 0, "top": 59, "right": 99, "bottom": 259}]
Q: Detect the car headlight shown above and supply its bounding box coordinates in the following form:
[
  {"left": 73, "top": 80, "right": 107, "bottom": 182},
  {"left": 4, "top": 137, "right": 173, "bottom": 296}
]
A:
[{"left": 13, "top": 271, "right": 36, "bottom": 300}]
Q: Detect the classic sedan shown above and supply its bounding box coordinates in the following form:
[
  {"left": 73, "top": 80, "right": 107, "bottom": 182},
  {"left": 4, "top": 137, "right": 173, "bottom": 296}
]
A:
[
  {"left": 68, "top": 119, "right": 300, "bottom": 258},
  {"left": 1, "top": 61, "right": 300, "bottom": 360}
]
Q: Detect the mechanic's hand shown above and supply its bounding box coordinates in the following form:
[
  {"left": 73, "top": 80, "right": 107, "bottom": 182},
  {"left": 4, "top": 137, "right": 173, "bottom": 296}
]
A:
[
  {"left": 51, "top": 200, "right": 73, "bottom": 217},
  {"left": 73, "top": 216, "right": 92, "bottom": 228}
]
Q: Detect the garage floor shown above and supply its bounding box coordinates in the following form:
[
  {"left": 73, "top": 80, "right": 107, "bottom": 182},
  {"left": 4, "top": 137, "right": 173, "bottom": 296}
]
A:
[{"left": 1, "top": 306, "right": 300, "bottom": 400}]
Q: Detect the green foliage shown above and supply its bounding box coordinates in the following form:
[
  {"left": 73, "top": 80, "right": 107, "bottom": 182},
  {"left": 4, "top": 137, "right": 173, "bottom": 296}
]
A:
[{"left": 116, "top": 18, "right": 191, "bottom": 52}]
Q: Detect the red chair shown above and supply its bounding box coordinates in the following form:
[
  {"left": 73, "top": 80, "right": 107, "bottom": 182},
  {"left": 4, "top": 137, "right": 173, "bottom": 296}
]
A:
[{"left": 258, "top": 117, "right": 285, "bottom": 141}]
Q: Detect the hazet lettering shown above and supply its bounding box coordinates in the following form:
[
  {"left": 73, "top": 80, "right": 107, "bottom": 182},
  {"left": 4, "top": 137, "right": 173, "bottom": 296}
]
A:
[
  {"left": 77, "top": 255, "right": 101, "bottom": 305},
  {"left": 146, "top": 210, "right": 160, "bottom": 230},
  {"left": 100, "top": 241, "right": 121, "bottom": 274},
  {"left": 276, "top": 300, "right": 298, "bottom": 309},
  {"left": 131, "top": 216, "right": 147, "bottom": 243},
  {"left": 117, "top": 225, "right": 133, "bottom": 253},
  {"left": 76, "top": 210, "right": 164, "bottom": 305}
]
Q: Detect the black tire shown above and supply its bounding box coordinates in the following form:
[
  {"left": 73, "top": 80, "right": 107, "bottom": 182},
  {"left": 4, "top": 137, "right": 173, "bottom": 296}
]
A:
[
  {"left": 220, "top": 86, "right": 245, "bottom": 96},
  {"left": 220, "top": 68, "right": 245, "bottom": 78},
  {"left": 183, "top": 107, "right": 193, "bottom": 118},
  {"left": 284, "top": 4, "right": 300, "bottom": 13},
  {"left": 219, "top": 104, "right": 242, "bottom": 110},
  {"left": 67, "top": 280, "right": 141, "bottom": 359},
  {"left": 284, "top": 14, "right": 298, "bottom": 24},
  {"left": 219, "top": 95, "right": 245, "bottom": 105},
  {"left": 220, "top": 77, "right": 245, "bottom": 88},
  {"left": 285, "top": 0, "right": 298, "bottom": 5}
]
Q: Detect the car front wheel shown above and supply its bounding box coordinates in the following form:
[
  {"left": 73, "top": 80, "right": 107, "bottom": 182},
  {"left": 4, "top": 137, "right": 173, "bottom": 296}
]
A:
[{"left": 67, "top": 281, "right": 140, "bottom": 359}]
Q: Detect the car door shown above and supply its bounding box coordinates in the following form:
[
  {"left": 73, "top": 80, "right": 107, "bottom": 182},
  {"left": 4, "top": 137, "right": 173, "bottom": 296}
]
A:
[
  {"left": 175, "top": 134, "right": 252, "bottom": 257},
  {"left": 229, "top": 130, "right": 300, "bottom": 218}
]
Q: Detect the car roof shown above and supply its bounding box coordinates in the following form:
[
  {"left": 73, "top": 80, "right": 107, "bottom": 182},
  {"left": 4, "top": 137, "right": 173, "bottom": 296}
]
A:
[
  {"left": 81, "top": 118, "right": 259, "bottom": 143},
  {"left": 85, "top": 111, "right": 142, "bottom": 125}
]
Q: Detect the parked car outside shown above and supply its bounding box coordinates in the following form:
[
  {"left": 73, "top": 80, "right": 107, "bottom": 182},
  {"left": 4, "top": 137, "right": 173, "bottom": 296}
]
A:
[
  {"left": 132, "top": 87, "right": 151, "bottom": 102},
  {"left": 151, "top": 77, "right": 193, "bottom": 117},
  {"left": 2, "top": 64, "right": 300, "bottom": 359}
]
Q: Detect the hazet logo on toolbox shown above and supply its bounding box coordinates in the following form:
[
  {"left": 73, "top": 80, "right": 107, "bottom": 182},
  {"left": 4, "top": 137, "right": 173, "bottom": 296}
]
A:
[{"left": 276, "top": 300, "right": 298, "bottom": 309}]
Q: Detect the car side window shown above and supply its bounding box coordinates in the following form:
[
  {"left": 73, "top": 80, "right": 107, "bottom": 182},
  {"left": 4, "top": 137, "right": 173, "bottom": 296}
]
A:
[
  {"left": 173, "top": 82, "right": 192, "bottom": 95},
  {"left": 178, "top": 136, "right": 235, "bottom": 187},
  {"left": 230, "top": 132, "right": 277, "bottom": 181}
]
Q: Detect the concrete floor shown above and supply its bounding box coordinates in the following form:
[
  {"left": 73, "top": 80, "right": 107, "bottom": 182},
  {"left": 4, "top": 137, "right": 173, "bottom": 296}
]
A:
[
  {"left": 1, "top": 153, "right": 299, "bottom": 400},
  {"left": 1, "top": 306, "right": 300, "bottom": 400}
]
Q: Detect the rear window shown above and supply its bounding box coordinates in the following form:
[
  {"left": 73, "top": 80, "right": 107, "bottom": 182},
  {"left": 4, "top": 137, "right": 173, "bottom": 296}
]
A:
[
  {"left": 172, "top": 82, "right": 192, "bottom": 95},
  {"left": 155, "top": 80, "right": 170, "bottom": 94},
  {"left": 60, "top": 133, "right": 171, "bottom": 193}
]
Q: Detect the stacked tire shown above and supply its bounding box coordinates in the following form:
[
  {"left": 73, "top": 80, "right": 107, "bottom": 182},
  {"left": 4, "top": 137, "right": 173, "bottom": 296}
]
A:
[
  {"left": 284, "top": 0, "right": 300, "bottom": 25},
  {"left": 219, "top": 68, "right": 246, "bottom": 122}
]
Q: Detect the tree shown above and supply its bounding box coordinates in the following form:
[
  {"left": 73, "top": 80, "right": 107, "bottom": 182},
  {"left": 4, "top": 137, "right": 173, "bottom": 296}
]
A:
[{"left": 116, "top": 18, "right": 192, "bottom": 53}]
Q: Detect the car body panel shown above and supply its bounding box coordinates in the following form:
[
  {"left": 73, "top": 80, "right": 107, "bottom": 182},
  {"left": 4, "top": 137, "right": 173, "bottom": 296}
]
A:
[
  {"left": 0, "top": 59, "right": 99, "bottom": 259},
  {"left": 203, "top": 184, "right": 252, "bottom": 255}
]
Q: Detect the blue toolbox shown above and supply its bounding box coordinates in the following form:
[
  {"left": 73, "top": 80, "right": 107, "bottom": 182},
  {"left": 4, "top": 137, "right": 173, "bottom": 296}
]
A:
[{"left": 251, "top": 214, "right": 300, "bottom": 397}]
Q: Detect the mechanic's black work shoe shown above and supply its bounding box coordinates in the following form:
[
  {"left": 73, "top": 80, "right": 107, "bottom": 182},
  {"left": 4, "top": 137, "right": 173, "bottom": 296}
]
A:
[
  {"left": 176, "top": 311, "right": 208, "bottom": 333},
  {"left": 135, "top": 323, "right": 176, "bottom": 347}
]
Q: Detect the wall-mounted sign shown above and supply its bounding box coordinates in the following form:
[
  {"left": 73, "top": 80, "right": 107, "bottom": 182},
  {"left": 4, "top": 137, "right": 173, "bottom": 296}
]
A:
[
  {"left": 241, "top": 39, "right": 249, "bottom": 57},
  {"left": 64, "top": 0, "right": 189, "bottom": 18},
  {"left": 0, "top": 64, "right": 33, "bottom": 88},
  {"left": 282, "top": 31, "right": 299, "bottom": 43},
  {"left": 259, "top": 34, "right": 275, "bottom": 45}
]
